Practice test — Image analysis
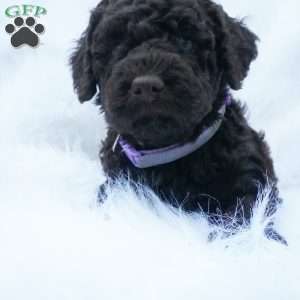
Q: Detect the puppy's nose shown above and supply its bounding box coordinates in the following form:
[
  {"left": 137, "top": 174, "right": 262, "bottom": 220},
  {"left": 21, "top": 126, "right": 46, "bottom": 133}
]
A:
[{"left": 131, "top": 76, "right": 164, "bottom": 98}]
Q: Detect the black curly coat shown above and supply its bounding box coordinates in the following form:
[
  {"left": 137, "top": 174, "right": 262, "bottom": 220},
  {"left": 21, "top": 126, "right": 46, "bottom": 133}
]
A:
[{"left": 71, "top": 0, "right": 280, "bottom": 221}]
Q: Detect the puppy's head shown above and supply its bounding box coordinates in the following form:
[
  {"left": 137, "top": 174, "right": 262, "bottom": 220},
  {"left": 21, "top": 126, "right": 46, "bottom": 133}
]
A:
[{"left": 71, "top": 0, "right": 257, "bottom": 148}]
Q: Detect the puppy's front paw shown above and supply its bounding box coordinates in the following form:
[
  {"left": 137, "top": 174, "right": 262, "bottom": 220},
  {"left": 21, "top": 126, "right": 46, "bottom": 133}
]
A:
[
  {"left": 97, "top": 183, "right": 108, "bottom": 203},
  {"left": 264, "top": 223, "right": 288, "bottom": 246}
]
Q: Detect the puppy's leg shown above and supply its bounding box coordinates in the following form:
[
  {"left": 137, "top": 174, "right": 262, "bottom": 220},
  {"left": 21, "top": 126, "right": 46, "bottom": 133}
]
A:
[
  {"left": 228, "top": 176, "right": 287, "bottom": 245},
  {"left": 97, "top": 181, "right": 109, "bottom": 203}
]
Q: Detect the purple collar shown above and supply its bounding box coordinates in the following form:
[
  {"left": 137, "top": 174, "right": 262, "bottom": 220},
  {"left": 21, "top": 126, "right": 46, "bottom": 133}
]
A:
[{"left": 113, "top": 93, "right": 231, "bottom": 168}]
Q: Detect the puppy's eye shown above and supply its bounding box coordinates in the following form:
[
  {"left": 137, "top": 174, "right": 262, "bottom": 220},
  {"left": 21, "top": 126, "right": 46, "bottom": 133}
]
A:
[
  {"left": 94, "top": 53, "right": 102, "bottom": 61},
  {"left": 94, "top": 49, "right": 107, "bottom": 61},
  {"left": 176, "top": 38, "right": 193, "bottom": 54}
]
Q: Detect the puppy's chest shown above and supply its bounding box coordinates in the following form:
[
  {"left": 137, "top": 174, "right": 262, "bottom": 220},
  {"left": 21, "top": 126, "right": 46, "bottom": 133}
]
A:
[
  {"left": 131, "top": 158, "right": 233, "bottom": 212},
  {"left": 131, "top": 151, "right": 229, "bottom": 193}
]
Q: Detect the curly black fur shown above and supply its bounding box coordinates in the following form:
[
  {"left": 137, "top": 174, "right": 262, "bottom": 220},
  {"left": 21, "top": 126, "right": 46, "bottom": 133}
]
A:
[{"left": 70, "top": 0, "right": 281, "bottom": 222}]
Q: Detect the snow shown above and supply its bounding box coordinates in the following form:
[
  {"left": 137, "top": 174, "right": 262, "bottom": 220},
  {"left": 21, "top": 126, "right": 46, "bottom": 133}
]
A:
[{"left": 0, "top": 0, "right": 300, "bottom": 299}]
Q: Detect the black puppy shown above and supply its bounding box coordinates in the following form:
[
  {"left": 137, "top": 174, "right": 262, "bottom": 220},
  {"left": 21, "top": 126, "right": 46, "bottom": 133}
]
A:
[{"left": 71, "top": 0, "right": 281, "bottom": 226}]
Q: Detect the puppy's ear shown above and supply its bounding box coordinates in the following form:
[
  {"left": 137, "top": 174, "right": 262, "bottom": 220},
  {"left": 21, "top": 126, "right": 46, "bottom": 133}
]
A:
[
  {"left": 71, "top": 2, "right": 111, "bottom": 103},
  {"left": 70, "top": 32, "right": 97, "bottom": 103},
  {"left": 208, "top": 4, "right": 258, "bottom": 90}
]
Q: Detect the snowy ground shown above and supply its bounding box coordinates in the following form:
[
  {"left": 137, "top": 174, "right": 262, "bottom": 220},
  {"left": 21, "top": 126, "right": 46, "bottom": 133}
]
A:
[{"left": 0, "top": 0, "right": 300, "bottom": 299}]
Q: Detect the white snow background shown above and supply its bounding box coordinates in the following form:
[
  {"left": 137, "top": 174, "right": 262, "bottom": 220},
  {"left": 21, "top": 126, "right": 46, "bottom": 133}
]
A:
[{"left": 0, "top": 0, "right": 300, "bottom": 299}]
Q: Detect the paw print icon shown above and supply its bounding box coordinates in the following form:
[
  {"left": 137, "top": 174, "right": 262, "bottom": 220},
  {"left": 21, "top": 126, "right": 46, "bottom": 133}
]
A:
[{"left": 5, "top": 16, "right": 45, "bottom": 47}]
